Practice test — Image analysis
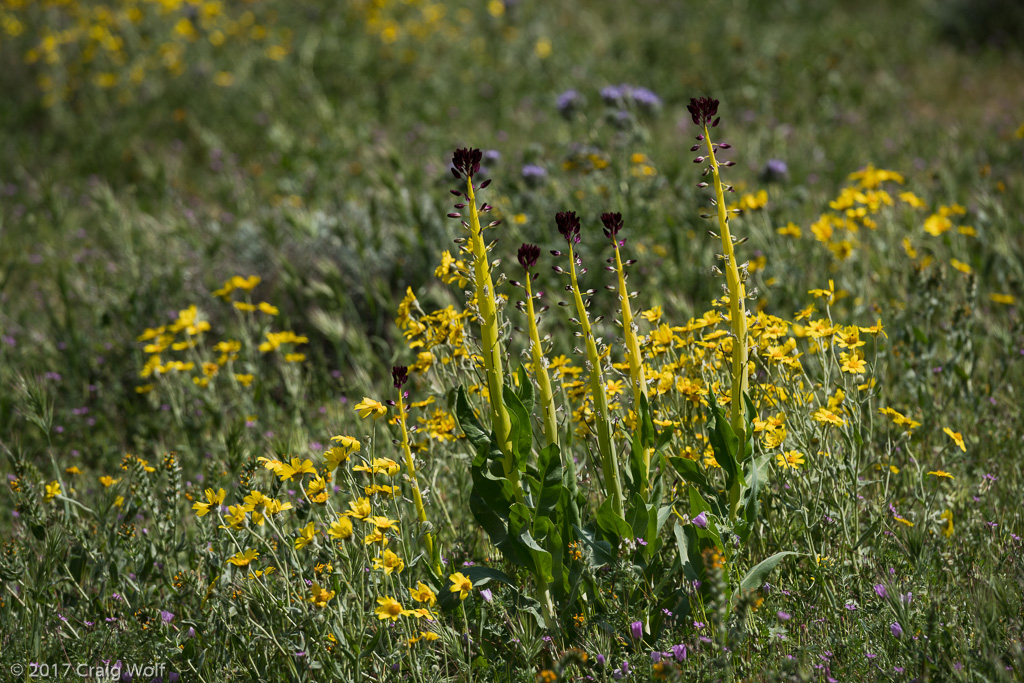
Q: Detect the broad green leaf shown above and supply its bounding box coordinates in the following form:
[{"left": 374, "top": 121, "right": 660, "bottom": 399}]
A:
[
  {"left": 707, "top": 392, "right": 742, "bottom": 490},
  {"left": 516, "top": 365, "right": 535, "bottom": 417},
  {"left": 673, "top": 522, "right": 703, "bottom": 583},
  {"left": 668, "top": 456, "right": 718, "bottom": 499},
  {"left": 456, "top": 386, "right": 490, "bottom": 450},
  {"left": 509, "top": 503, "right": 553, "bottom": 583},
  {"left": 627, "top": 424, "right": 647, "bottom": 498},
  {"left": 739, "top": 551, "right": 800, "bottom": 592},
  {"left": 596, "top": 496, "right": 633, "bottom": 545},
  {"left": 502, "top": 384, "right": 533, "bottom": 468},
  {"left": 464, "top": 565, "right": 517, "bottom": 588},
  {"left": 533, "top": 443, "right": 564, "bottom": 524}
]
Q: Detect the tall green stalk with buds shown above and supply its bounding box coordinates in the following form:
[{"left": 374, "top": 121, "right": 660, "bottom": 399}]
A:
[
  {"left": 553, "top": 211, "right": 624, "bottom": 519},
  {"left": 449, "top": 149, "right": 523, "bottom": 502},
  {"left": 515, "top": 243, "right": 559, "bottom": 448},
  {"left": 688, "top": 97, "right": 749, "bottom": 445},
  {"left": 391, "top": 365, "right": 441, "bottom": 575},
  {"left": 689, "top": 97, "right": 751, "bottom": 522},
  {"left": 601, "top": 213, "right": 651, "bottom": 496},
  {"left": 665, "top": 98, "right": 796, "bottom": 602}
]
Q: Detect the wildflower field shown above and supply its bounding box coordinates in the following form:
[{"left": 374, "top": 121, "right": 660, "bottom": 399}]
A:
[{"left": 2, "top": 0, "right": 1024, "bottom": 680}]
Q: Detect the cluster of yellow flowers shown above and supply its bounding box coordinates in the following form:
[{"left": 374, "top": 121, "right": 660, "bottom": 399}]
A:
[
  {"left": 1, "top": 0, "right": 290, "bottom": 106},
  {"left": 135, "top": 274, "right": 304, "bottom": 394},
  {"left": 775, "top": 164, "right": 1014, "bottom": 304}
]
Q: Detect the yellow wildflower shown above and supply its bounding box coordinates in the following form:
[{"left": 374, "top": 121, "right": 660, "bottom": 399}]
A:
[
  {"left": 44, "top": 481, "right": 61, "bottom": 502},
  {"left": 354, "top": 397, "right": 387, "bottom": 419},
  {"left": 372, "top": 549, "right": 405, "bottom": 575},
  {"left": 310, "top": 582, "right": 335, "bottom": 607},
  {"left": 192, "top": 488, "right": 226, "bottom": 517},
  {"left": 328, "top": 516, "right": 354, "bottom": 541},
  {"left": 295, "top": 522, "right": 316, "bottom": 550},
  {"left": 375, "top": 596, "right": 411, "bottom": 621},
  {"left": 942, "top": 428, "right": 966, "bottom": 452},
  {"left": 449, "top": 572, "right": 473, "bottom": 600},
  {"left": 410, "top": 582, "right": 437, "bottom": 606},
  {"left": 226, "top": 549, "right": 258, "bottom": 566}
]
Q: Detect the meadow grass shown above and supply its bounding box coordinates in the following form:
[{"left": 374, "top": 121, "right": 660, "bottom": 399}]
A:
[{"left": 1, "top": 0, "right": 1022, "bottom": 680}]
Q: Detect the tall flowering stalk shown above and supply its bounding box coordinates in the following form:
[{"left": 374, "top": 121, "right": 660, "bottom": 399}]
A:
[
  {"left": 601, "top": 212, "right": 652, "bottom": 499},
  {"left": 553, "top": 211, "right": 623, "bottom": 518},
  {"left": 391, "top": 365, "right": 440, "bottom": 575},
  {"left": 688, "top": 98, "right": 750, "bottom": 446},
  {"left": 688, "top": 97, "right": 753, "bottom": 524},
  {"left": 515, "top": 243, "right": 559, "bottom": 448},
  {"left": 601, "top": 213, "right": 648, "bottom": 414},
  {"left": 449, "top": 149, "right": 523, "bottom": 501}
]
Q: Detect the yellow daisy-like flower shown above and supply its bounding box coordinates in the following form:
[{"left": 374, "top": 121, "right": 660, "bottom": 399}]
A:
[
  {"left": 192, "top": 488, "right": 226, "bottom": 517},
  {"left": 247, "top": 567, "right": 276, "bottom": 579},
  {"left": 927, "top": 470, "right": 954, "bottom": 480},
  {"left": 363, "top": 529, "right": 389, "bottom": 547},
  {"left": 364, "top": 484, "right": 400, "bottom": 498},
  {"left": 409, "top": 582, "right": 437, "bottom": 606},
  {"left": 324, "top": 436, "right": 360, "bottom": 469},
  {"left": 366, "top": 516, "right": 401, "bottom": 533},
  {"left": 345, "top": 497, "right": 372, "bottom": 520},
  {"left": 327, "top": 516, "right": 354, "bottom": 541},
  {"left": 310, "top": 582, "right": 336, "bottom": 608},
  {"left": 449, "top": 572, "right": 473, "bottom": 600},
  {"left": 839, "top": 352, "right": 867, "bottom": 374},
  {"left": 352, "top": 458, "right": 401, "bottom": 477},
  {"left": 354, "top": 397, "right": 388, "bottom": 420},
  {"left": 406, "top": 607, "right": 437, "bottom": 621},
  {"left": 408, "top": 630, "right": 441, "bottom": 644},
  {"left": 99, "top": 476, "right": 120, "bottom": 488},
  {"left": 277, "top": 457, "right": 316, "bottom": 481},
  {"left": 227, "top": 549, "right": 259, "bottom": 566},
  {"left": 295, "top": 521, "right": 317, "bottom": 550},
  {"left": 305, "top": 475, "right": 329, "bottom": 504},
  {"left": 942, "top": 428, "right": 966, "bottom": 452},
  {"left": 812, "top": 407, "right": 846, "bottom": 427},
  {"left": 65, "top": 466, "right": 82, "bottom": 475},
  {"left": 257, "top": 456, "right": 287, "bottom": 476},
  {"left": 220, "top": 504, "right": 248, "bottom": 530},
  {"left": 375, "top": 596, "right": 411, "bottom": 621},
  {"left": 371, "top": 549, "right": 405, "bottom": 575},
  {"left": 775, "top": 450, "right": 805, "bottom": 470},
  {"left": 43, "top": 481, "right": 61, "bottom": 502}
]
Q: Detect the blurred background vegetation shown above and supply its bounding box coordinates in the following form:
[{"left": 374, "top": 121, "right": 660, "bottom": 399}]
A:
[{"left": 1, "top": 0, "right": 1021, "bottom": 468}]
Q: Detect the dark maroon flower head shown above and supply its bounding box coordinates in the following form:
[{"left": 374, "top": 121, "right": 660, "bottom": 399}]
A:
[
  {"left": 391, "top": 365, "right": 409, "bottom": 389},
  {"left": 451, "top": 148, "right": 483, "bottom": 180},
  {"left": 687, "top": 97, "right": 720, "bottom": 128},
  {"left": 518, "top": 243, "right": 541, "bottom": 271},
  {"left": 601, "top": 212, "right": 624, "bottom": 241},
  {"left": 556, "top": 211, "right": 582, "bottom": 246}
]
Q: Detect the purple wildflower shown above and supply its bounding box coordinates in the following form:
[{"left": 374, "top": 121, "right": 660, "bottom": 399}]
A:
[{"left": 692, "top": 511, "right": 708, "bottom": 529}]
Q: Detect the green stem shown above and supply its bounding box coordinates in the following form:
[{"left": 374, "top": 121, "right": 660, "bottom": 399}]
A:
[
  {"left": 523, "top": 275, "right": 559, "bottom": 448},
  {"left": 613, "top": 241, "right": 649, "bottom": 498},
  {"left": 396, "top": 392, "right": 440, "bottom": 574},
  {"left": 704, "top": 126, "right": 749, "bottom": 522},
  {"left": 704, "top": 125, "right": 749, "bottom": 441},
  {"left": 568, "top": 244, "right": 622, "bottom": 518},
  {"left": 466, "top": 178, "right": 524, "bottom": 504}
]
